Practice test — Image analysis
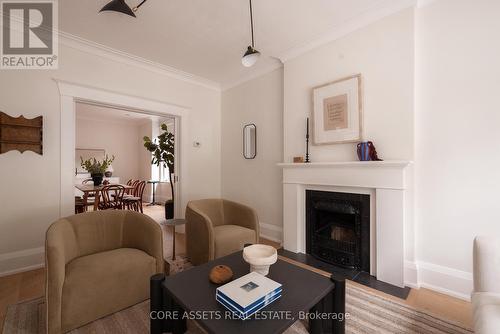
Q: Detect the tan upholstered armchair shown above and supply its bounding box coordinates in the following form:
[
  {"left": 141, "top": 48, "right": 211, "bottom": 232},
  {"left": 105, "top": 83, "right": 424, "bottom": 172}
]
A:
[
  {"left": 472, "top": 236, "right": 500, "bottom": 333},
  {"left": 45, "top": 210, "right": 164, "bottom": 334},
  {"left": 185, "top": 199, "right": 259, "bottom": 265}
]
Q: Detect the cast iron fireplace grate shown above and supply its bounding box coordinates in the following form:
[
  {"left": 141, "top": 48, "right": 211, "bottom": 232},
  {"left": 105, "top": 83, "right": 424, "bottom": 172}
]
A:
[{"left": 306, "top": 190, "right": 370, "bottom": 272}]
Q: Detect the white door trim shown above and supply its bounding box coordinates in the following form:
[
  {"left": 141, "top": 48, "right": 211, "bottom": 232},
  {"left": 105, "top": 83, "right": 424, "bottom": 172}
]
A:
[{"left": 55, "top": 79, "right": 190, "bottom": 218}]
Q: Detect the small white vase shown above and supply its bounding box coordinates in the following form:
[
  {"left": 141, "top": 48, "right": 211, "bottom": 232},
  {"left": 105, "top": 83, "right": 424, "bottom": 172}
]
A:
[{"left": 243, "top": 244, "right": 277, "bottom": 276}]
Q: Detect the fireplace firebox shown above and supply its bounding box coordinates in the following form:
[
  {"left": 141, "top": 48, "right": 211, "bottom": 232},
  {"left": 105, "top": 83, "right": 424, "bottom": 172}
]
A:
[{"left": 306, "top": 190, "right": 370, "bottom": 272}]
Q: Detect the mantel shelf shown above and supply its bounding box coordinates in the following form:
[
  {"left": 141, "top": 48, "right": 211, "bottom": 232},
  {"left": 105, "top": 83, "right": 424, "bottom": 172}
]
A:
[{"left": 277, "top": 160, "right": 413, "bottom": 168}]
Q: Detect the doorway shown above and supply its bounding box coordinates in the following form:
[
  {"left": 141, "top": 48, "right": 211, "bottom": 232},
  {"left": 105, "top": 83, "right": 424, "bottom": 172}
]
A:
[
  {"left": 56, "top": 80, "right": 189, "bottom": 219},
  {"left": 74, "top": 101, "right": 177, "bottom": 220}
]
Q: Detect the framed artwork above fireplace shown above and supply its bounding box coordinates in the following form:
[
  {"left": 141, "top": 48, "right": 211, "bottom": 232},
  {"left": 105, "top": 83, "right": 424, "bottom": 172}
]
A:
[{"left": 312, "top": 74, "right": 362, "bottom": 145}]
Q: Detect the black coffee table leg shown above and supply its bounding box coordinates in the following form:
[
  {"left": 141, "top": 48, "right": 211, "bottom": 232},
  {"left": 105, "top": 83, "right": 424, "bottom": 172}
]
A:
[
  {"left": 150, "top": 274, "right": 166, "bottom": 334},
  {"left": 170, "top": 297, "right": 187, "bottom": 334},
  {"left": 331, "top": 276, "right": 346, "bottom": 334},
  {"left": 309, "top": 302, "right": 324, "bottom": 334},
  {"left": 150, "top": 274, "right": 187, "bottom": 334},
  {"left": 309, "top": 276, "right": 346, "bottom": 334}
]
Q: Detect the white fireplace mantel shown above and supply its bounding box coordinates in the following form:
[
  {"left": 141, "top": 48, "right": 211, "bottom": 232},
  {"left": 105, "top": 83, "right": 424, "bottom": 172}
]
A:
[
  {"left": 278, "top": 160, "right": 413, "bottom": 288},
  {"left": 278, "top": 161, "right": 411, "bottom": 168}
]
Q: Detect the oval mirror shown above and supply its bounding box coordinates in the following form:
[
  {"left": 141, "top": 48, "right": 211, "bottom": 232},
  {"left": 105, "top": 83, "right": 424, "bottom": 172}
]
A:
[{"left": 243, "top": 124, "right": 257, "bottom": 159}]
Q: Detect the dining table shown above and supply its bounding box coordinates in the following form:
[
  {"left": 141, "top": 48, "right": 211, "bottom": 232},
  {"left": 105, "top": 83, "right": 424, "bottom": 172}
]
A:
[{"left": 75, "top": 183, "right": 134, "bottom": 211}]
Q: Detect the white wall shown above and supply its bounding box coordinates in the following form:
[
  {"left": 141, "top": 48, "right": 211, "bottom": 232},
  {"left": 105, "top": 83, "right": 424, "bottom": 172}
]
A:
[
  {"left": 278, "top": 1, "right": 499, "bottom": 299},
  {"left": 76, "top": 114, "right": 141, "bottom": 183},
  {"left": 0, "top": 42, "right": 221, "bottom": 275},
  {"left": 220, "top": 9, "right": 416, "bottom": 253},
  {"left": 284, "top": 8, "right": 415, "bottom": 163},
  {"left": 221, "top": 68, "right": 284, "bottom": 242},
  {"left": 282, "top": 8, "right": 416, "bottom": 266},
  {"left": 413, "top": 0, "right": 500, "bottom": 298}
]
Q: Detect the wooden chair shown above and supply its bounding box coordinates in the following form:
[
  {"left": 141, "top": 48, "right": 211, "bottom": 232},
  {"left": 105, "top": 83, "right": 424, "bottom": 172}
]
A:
[
  {"left": 123, "top": 181, "right": 146, "bottom": 212},
  {"left": 75, "top": 196, "right": 85, "bottom": 214},
  {"left": 81, "top": 179, "right": 96, "bottom": 211},
  {"left": 112, "top": 179, "right": 135, "bottom": 201},
  {"left": 124, "top": 179, "right": 137, "bottom": 196},
  {"left": 99, "top": 185, "right": 125, "bottom": 210},
  {"left": 121, "top": 179, "right": 138, "bottom": 199}
]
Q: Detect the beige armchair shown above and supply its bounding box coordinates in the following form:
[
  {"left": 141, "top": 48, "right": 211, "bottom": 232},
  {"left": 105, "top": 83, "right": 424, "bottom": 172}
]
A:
[
  {"left": 45, "top": 210, "right": 164, "bottom": 334},
  {"left": 186, "top": 199, "right": 259, "bottom": 265},
  {"left": 472, "top": 236, "right": 500, "bottom": 334}
]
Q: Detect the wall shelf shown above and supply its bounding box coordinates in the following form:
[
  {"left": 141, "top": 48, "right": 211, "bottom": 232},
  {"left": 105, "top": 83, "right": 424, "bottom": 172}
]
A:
[{"left": 0, "top": 112, "right": 43, "bottom": 155}]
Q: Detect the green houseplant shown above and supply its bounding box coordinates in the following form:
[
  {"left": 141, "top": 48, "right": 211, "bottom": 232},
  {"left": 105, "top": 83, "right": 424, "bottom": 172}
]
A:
[
  {"left": 143, "top": 123, "right": 175, "bottom": 219},
  {"left": 80, "top": 154, "right": 115, "bottom": 186}
]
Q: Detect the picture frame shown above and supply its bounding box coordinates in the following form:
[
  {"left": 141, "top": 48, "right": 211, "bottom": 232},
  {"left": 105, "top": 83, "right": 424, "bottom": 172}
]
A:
[{"left": 312, "top": 74, "right": 362, "bottom": 145}]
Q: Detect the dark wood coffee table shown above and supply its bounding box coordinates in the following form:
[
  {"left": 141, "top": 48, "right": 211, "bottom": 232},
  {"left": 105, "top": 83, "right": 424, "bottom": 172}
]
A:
[{"left": 150, "top": 251, "right": 346, "bottom": 334}]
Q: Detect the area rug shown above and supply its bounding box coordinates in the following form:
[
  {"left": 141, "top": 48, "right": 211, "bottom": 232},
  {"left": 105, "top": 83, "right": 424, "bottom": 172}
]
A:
[{"left": 3, "top": 259, "right": 473, "bottom": 334}]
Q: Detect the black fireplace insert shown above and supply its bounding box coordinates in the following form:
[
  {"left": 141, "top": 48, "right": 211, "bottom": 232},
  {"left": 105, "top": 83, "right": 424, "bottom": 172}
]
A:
[{"left": 306, "top": 190, "right": 370, "bottom": 272}]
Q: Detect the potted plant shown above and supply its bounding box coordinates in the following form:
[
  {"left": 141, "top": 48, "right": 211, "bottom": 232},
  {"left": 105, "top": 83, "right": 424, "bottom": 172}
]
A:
[
  {"left": 143, "top": 124, "right": 175, "bottom": 219},
  {"left": 80, "top": 154, "right": 115, "bottom": 186}
]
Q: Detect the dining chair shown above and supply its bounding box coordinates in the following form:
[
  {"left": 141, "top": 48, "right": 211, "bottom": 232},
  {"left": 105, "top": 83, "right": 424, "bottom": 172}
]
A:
[
  {"left": 124, "top": 179, "right": 137, "bottom": 196},
  {"left": 81, "top": 178, "right": 96, "bottom": 211},
  {"left": 111, "top": 179, "right": 134, "bottom": 201},
  {"left": 123, "top": 181, "right": 146, "bottom": 212},
  {"left": 75, "top": 196, "right": 86, "bottom": 214},
  {"left": 99, "top": 185, "right": 125, "bottom": 210}
]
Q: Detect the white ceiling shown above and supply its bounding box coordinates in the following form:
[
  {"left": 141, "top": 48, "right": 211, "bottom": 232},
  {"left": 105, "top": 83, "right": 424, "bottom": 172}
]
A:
[{"left": 60, "top": 0, "right": 413, "bottom": 87}]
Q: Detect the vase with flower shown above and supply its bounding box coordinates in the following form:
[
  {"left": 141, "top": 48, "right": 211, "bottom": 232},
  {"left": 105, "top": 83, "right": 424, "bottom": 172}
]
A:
[{"left": 80, "top": 154, "right": 115, "bottom": 186}]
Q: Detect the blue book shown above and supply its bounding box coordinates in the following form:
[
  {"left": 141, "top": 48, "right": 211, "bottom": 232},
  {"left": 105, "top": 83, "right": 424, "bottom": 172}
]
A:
[
  {"left": 216, "top": 290, "right": 282, "bottom": 319},
  {"left": 215, "top": 272, "right": 283, "bottom": 320}
]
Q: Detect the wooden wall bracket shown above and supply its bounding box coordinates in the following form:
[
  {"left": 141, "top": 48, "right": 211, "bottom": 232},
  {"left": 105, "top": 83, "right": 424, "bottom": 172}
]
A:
[{"left": 0, "top": 112, "right": 43, "bottom": 155}]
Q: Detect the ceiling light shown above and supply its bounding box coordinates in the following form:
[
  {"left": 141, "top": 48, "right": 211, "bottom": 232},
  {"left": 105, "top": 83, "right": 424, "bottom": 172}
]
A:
[
  {"left": 242, "top": 0, "right": 260, "bottom": 67},
  {"left": 99, "top": 0, "right": 148, "bottom": 18},
  {"left": 242, "top": 46, "right": 260, "bottom": 67}
]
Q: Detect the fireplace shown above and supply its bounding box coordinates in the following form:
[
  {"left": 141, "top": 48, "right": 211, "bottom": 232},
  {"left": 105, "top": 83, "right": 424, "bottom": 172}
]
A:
[{"left": 306, "top": 190, "right": 370, "bottom": 272}]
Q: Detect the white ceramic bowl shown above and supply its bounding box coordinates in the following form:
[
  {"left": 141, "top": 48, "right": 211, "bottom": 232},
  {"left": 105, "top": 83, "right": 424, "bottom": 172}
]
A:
[{"left": 243, "top": 244, "right": 278, "bottom": 276}]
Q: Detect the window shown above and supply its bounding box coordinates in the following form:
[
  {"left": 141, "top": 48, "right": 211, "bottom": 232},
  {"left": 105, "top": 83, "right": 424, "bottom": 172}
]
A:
[{"left": 159, "top": 163, "right": 170, "bottom": 182}]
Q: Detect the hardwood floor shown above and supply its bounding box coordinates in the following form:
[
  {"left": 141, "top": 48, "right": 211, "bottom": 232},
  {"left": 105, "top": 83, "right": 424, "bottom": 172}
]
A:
[
  {"left": 0, "top": 206, "right": 472, "bottom": 332},
  {"left": 0, "top": 268, "right": 45, "bottom": 333},
  {"left": 0, "top": 259, "right": 473, "bottom": 334}
]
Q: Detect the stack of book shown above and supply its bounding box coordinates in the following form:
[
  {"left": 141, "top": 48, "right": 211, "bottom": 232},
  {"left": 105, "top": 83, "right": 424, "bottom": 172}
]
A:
[{"left": 216, "top": 271, "right": 282, "bottom": 320}]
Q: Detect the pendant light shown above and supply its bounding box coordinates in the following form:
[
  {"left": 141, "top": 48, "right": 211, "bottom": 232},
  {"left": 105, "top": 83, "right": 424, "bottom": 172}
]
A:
[
  {"left": 242, "top": 0, "right": 260, "bottom": 67},
  {"left": 99, "top": 0, "right": 148, "bottom": 18}
]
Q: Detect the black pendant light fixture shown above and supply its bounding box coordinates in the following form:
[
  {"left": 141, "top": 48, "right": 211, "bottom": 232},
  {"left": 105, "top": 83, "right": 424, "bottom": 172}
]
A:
[
  {"left": 99, "top": 0, "right": 148, "bottom": 18},
  {"left": 242, "top": 0, "right": 260, "bottom": 67}
]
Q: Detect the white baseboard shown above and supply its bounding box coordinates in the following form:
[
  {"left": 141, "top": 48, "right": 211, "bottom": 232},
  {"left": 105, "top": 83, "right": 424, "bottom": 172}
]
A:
[
  {"left": 259, "top": 222, "right": 283, "bottom": 245},
  {"left": 0, "top": 263, "right": 45, "bottom": 277},
  {"left": 404, "top": 260, "right": 472, "bottom": 301},
  {"left": 404, "top": 260, "right": 419, "bottom": 288},
  {"left": 0, "top": 246, "right": 45, "bottom": 277}
]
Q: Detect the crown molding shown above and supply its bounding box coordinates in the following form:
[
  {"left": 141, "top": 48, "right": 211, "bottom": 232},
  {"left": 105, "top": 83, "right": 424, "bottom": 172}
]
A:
[
  {"left": 58, "top": 31, "right": 221, "bottom": 92},
  {"left": 221, "top": 60, "right": 283, "bottom": 91},
  {"left": 276, "top": 0, "right": 418, "bottom": 63},
  {"left": 2, "top": 13, "right": 215, "bottom": 89}
]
